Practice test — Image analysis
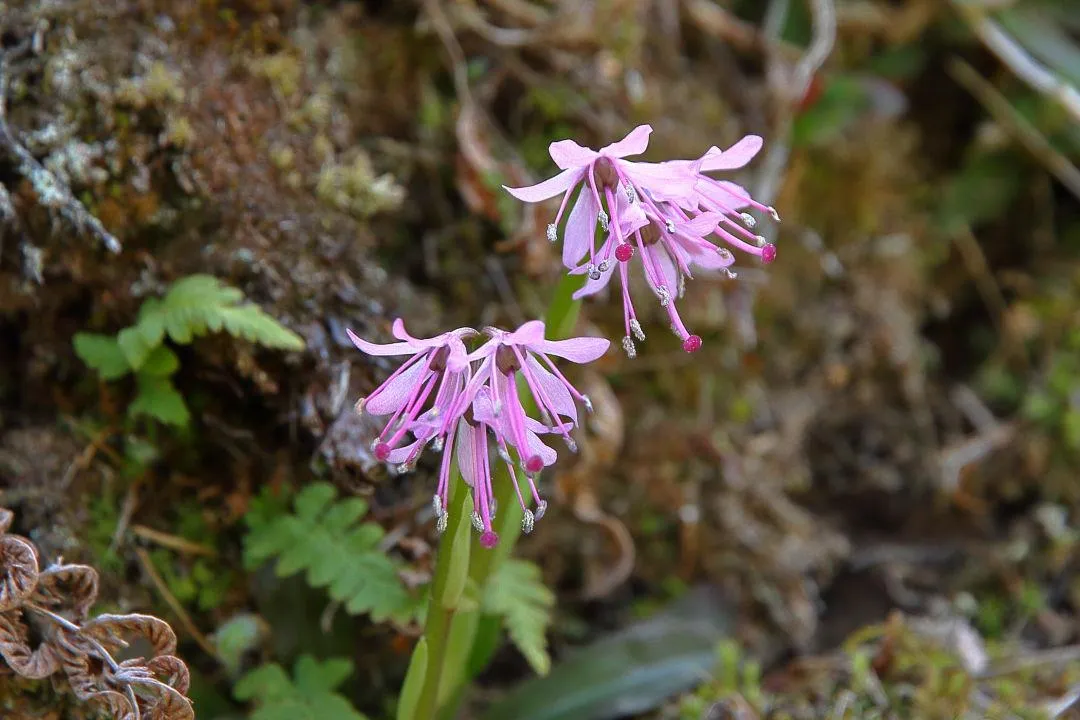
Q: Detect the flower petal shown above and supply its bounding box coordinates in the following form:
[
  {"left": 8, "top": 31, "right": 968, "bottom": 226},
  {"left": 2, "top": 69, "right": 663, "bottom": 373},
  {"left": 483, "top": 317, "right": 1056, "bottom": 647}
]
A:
[
  {"left": 507, "top": 320, "right": 547, "bottom": 346},
  {"left": 699, "top": 135, "right": 763, "bottom": 171},
  {"left": 699, "top": 180, "right": 752, "bottom": 213},
  {"left": 446, "top": 335, "right": 470, "bottom": 373},
  {"left": 503, "top": 167, "right": 585, "bottom": 203},
  {"left": 455, "top": 419, "right": 484, "bottom": 488},
  {"left": 571, "top": 247, "right": 616, "bottom": 299},
  {"left": 679, "top": 211, "right": 723, "bottom": 237},
  {"left": 347, "top": 328, "right": 417, "bottom": 357},
  {"left": 525, "top": 356, "right": 578, "bottom": 422},
  {"left": 524, "top": 430, "right": 558, "bottom": 467},
  {"left": 620, "top": 160, "right": 699, "bottom": 201},
  {"left": 562, "top": 186, "right": 600, "bottom": 268},
  {"left": 600, "top": 124, "right": 653, "bottom": 158},
  {"left": 549, "top": 140, "right": 598, "bottom": 169},
  {"left": 531, "top": 336, "right": 609, "bottom": 364},
  {"left": 364, "top": 358, "right": 429, "bottom": 415},
  {"left": 386, "top": 438, "right": 422, "bottom": 464}
]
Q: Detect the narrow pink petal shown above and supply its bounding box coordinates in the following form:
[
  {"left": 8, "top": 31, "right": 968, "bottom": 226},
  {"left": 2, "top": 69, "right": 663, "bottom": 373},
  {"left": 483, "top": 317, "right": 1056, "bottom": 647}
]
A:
[
  {"left": 549, "top": 140, "right": 598, "bottom": 169},
  {"left": 600, "top": 124, "right": 652, "bottom": 158},
  {"left": 446, "top": 335, "right": 470, "bottom": 373},
  {"left": 503, "top": 167, "right": 585, "bottom": 203},
  {"left": 689, "top": 246, "right": 736, "bottom": 270},
  {"left": 347, "top": 328, "right": 417, "bottom": 357},
  {"left": 620, "top": 160, "right": 698, "bottom": 200},
  {"left": 699, "top": 135, "right": 763, "bottom": 172},
  {"left": 386, "top": 439, "right": 422, "bottom": 464},
  {"left": 525, "top": 430, "right": 558, "bottom": 467},
  {"left": 455, "top": 419, "right": 483, "bottom": 487},
  {"left": 614, "top": 185, "right": 649, "bottom": 234},
  {"left": 562, "top": 186, "right": 599, "bottom": 268},
  {"left": 364, "top": 359, "right": 429, "bottom": 415},
  {"left": 531, "top": 336, "right": 609, "bottom": 364},
  {"left": 507, "top": 320, "right": 547, "bottom": 345},
  {"left": 679, "top": 212, "right": 723, "bottom": 237},
  {"left": 525, "top": 356, "right": 578, "bottom": 421}
]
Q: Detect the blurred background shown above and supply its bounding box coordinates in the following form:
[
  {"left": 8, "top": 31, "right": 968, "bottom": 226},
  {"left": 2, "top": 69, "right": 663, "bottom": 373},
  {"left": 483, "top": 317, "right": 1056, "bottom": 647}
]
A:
[{"left": 3, "top": 0, "right": 1080, "bottom": 717}]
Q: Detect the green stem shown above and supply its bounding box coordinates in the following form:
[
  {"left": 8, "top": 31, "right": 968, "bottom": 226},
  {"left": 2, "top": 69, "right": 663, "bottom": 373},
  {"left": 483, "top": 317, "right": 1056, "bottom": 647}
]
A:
[{"left": 412, "top": 473, "right": 471, "bottom": 719}]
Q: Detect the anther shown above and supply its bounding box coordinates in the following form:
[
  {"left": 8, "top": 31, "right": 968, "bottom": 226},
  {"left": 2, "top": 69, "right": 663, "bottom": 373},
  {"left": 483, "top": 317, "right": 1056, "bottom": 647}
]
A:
[
  {"left": 621, "top": 336, "right": 637, "bottom": 359},
  {"left": 581, "top": 394, "right": 593, "bottom": 412},
  {"left": 354, "top": 398, "right": 366, "bottom": 416},
  {"left": 739, "top": 212, "right": 756, "bottom": 228},
  {"left": 432, "top": 495, "right": 444, "bottom": 518},
  {"left": 630, "top": 319, "right": 645, "bottom": 341},
  {"left": 768, "top": 206, "right": 781, "bottom": 222},
  {"left": 657, "top": 286, "right": 671, "bottom": 307},
  {"left": 498, "top": 446, "right": 512, "bottom": 464},
  {"left": 716, "top": 247, "right": 734, "bottom": 263},
  {"left": 431, "top": 436, "right": 444, "bottom": 453},
  {"left": 522, "top": 510, "right": 535, "bottom": 535},
  {"left": 597, "top": 209, "right": 610, "bottom": 232},
  {"left": 535, "top": 500, "right": 548, "bottom": 520},
  {"left": 546, "top": 223, "right": 557, "bottom": 243},
  {"left": 723, "top": 268, "right": 738, "bottom": 279},
  {"left": 665, "top": 219, "right": 676, "bottom": 233},
  {"left": 588, "top": 264, "right": 602, "bottom": 281},
  {"left": 436, "top": 514, "right": 448, "bottom": 534},
  {"left": 625, "top": 184, "right": 637, "bottom": 204},
  {"left": 471, "top": 511, "right": 484, "bottom": 532},
  {"left": 564, "top": 437, "right": 578, "bottom": 453}
]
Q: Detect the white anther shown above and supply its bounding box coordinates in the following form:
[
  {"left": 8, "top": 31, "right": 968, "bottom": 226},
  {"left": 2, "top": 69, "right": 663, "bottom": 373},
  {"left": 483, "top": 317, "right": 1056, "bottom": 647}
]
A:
[
  {"left": 768, "top": 206, "right": 781, "bottom": 222},
  {"left": 597, "top": 209, "right": 610, "bottom": 232},
  {"left": 522, "top": 510, "right": 535, "bottom": 535},
  {"left": 581, "top": 394, "right": 593, "bottom": 413},
  {"left": 546, "top": 223, "right": 558, "bottom": 243},
  {"left": 621, "top": 336, "right": 637, "bottom": 359},
  {"left": 597, "top": 260, "right": 610, "bottom": 272},
  {"left": 436, "top": 513, "right": 448, "bottom": 534},
  {"left": 739, "top": 212, "right": 756, "bottom": 227},
  {"left": 657, "top": 285, "right": 671, "bottom": 307},
  {"left": 630, "top": 319, "right": 645, "bottom": 341},
  {"left": 665, "top": 219, "right": 676, "bottom": 233},
  {"left": 625, "top": 184, "right": 637, "bottom": 204},
  {"left": 535, "top": 500, "right": 548, "bottom": 520},
  {"left": 471, "top": 511, "right": 484, "bottom": 532}
]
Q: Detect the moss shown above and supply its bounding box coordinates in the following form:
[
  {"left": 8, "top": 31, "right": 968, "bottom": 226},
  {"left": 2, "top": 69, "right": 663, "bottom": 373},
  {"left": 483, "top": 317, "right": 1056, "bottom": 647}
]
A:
[{"left": 314, "top": 151, "right": 405, "bottom": 219}]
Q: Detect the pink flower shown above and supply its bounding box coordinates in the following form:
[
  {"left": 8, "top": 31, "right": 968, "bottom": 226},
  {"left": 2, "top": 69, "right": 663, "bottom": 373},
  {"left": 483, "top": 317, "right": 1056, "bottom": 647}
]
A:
[
  {"left": 502, "top": 125, "right": 700, "bottom": 271},
  {"left": 506, "top": 130, "right": 780, "bottom": 357},
  {"left": 348, "top": 318, "right": 608, "bottom": 547}
]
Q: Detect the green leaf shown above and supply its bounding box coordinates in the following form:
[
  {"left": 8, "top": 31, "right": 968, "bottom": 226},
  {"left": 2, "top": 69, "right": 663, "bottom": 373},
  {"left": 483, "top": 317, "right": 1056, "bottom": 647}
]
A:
[
  {"left": 235, "top": 655, "right": 368, "bottom": 720},
  {"left": 483, "top": 559, "right": 555, "bottom": 676},
  {"left": 212, "top": 613, "right": 265, "bottom": 676},
  {"left": 129, "top": 375, "right": 190, "bottom": 427},
  {"left": 139, "top": 345, "right": 180, "bottom": 377},
  {"left": 73, "top": 333, "right": 131, "bottom": 380},
  {"left": 482, "top": 589, "right": 734, "bottom": 720},
  {"left": 243, "top": 482, "right": 413, "bottom": 622}
]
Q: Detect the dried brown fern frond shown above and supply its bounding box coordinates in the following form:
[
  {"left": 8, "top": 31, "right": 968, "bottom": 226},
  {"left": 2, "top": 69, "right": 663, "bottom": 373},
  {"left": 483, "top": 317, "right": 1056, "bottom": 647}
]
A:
[{"left": 0, "top": 505, "right": 194, "bottom": 720}]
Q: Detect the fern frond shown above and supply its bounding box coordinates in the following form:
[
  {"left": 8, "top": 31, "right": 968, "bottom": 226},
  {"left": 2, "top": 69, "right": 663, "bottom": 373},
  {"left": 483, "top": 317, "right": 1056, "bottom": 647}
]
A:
[
  {"left": 73, "top": 333, "right": 131, "bottom": 380},
  {"left": 243, "top": 483, "right": 413, "bottom": 623},
  {"left": 483, "top": 559, "right": 555, "bottom": 676},
  {"left": 234, "top": 655, "right": 369, "bottom": 720},
  {"left": 118, "top": 274, "right": 304, "bottom": 369}
]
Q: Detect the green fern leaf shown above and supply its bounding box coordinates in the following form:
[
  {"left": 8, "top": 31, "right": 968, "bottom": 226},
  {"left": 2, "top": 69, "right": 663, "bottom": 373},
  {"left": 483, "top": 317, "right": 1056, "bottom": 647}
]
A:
[
  {"left": 73, "top": 333, "right": 131, "bottom": 380},
  {"left": 234, "top": 655, "right": 369, "bottom": 720},
  {"left": 139, "top": 345, "right": 180, "bottom": 377},
  {"left": 129, "top": 374, "right": 190, "bottom": 427},
  {"left": 243, "top": 482, "right": 413, "bottom": 622},
  {"left": 483, "top": 559, "right": 555, "bottom": 676}
]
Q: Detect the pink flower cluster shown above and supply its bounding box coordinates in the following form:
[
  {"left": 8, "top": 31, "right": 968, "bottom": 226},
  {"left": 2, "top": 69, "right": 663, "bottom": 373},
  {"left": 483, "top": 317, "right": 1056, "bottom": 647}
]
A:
[
  {"left": 505, "top": 126, "right": 778, "bottom": 358},
  {"left": 348, "top": 319, "right": 608, "bottom": 548}
]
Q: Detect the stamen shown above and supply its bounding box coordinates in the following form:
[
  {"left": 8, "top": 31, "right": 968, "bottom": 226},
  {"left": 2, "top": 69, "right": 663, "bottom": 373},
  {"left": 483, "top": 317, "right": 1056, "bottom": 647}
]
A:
[
  {"left": 354, "top": 398, "right": 366, "bottom": 416},
  {"left": 754, "top": 235, "right": 766, "bottom": 247},
  {"left": 564, "top": 436, "right": 578, "bottom": 453},
  {"left": 597, "top": 209, "right": 610, "bottom": 232},
  {"left": 522, "top": 509, "right": 535, "bottom": 534},
  {"left": 739, "top": 212, "right": 756, "bottom": 227},
  {"left": 490, "top": 498, "right": 497, "bottom": 520},
  {"left": 546, "top": 223, "right": 557, "bottom": 243},
  {"left": 497, "top": 445, "right": 512, "bottom": 464},
  {"left": 768, "top": 206, "right": 781, "bottom": 222},
  {"left": 587, "top": 263, "right": 601, "bottom": 281},
  {"left": 535, "top": 500, "right": 548, "bottom": 520},
  {"left": 630, "top": 319, "right": 645, "bottom": 341},
  {"left": 436, "top": 513, "right": 448, "bottom": 534},
  {"left": 471, "top": 511, "right": 484, "bottom": 532},
  {"left": 716, "top": 247, "right": 734, "bottom": 263},
  {"left": 625, "top": 184, "right": 637, "bottom": 204},
  {"left": 431, "top": 436, "right": 444, "bottom": 453},
  {"left": 432, "top": 495, "right": 443, "bottom": 518},
  {"left": 597, "top": 259, "right": 610, "bottom": 273},
  {"left": 723, "top": 268, "right": 738, "bottom": 279},
  {"left": 665, "top": 219, "right": 675, "bottom": 233},
  {"left": 657, "top": 285, "right": 671, "bottom": 307},
  {"left": 621, "top": 336, "right": 637, "bottom": 359},
  {"left": 581, "top": 394, "right": 593, "bottom": 412}
]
